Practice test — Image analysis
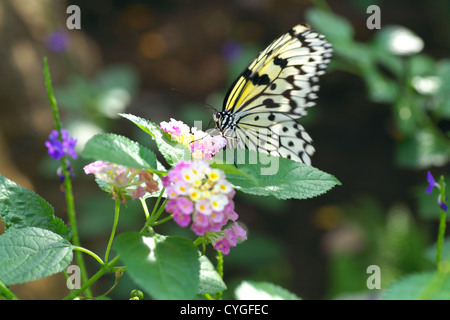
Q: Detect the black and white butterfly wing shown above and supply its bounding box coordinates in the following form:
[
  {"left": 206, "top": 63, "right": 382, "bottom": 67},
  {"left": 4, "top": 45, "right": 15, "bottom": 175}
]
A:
[{"left": 215, "top": 24, "right": 332, "bottom": 164}]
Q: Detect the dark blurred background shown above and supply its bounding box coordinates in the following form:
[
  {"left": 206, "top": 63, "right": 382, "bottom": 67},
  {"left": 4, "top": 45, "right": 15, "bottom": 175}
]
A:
[{"left": 0, "top": 0, "right": 449, "bottom": 299}]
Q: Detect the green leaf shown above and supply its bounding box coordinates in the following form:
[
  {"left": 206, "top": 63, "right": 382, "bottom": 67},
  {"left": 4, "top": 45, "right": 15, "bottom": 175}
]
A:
[
  {"left": 82, "top": 133, "right": 158, "bottom": 171},
  {"left": 361, "top": 64, "right": 399, "bottom": 103},
  {"left": 197, "top": 255, "right": 227, "bottom": 295},
  {"left": 120, "top": 113, "right": 191, "bottom": 166},
  {"left": 0, "top": 227, "right": 73, "bottom": 285},
  {"left": 54, "top": 64, "right": 138, "bottom": 117},
  {"left": 212, "top": 150, "right": 340, "bottom": 200},
  {"left": 234, "top": 281, "right": 301, "bottom": 300},
  {"left": 381, "top": 271, "right": 450, "bottom": 300},
  {"left": 0, "top": 174, "right": 72, "bottom": 240},
  {"left": 435, "top": 59, "right": 450, "bottom": 119},
  {"left": 96, "top": 64, "right": 138, "bottom": 96},
  {"left": 209, "top": 162, "right": 258, "bottom": 185},
  {"left": 305, "top": 8, "right": 354, "bottom": 56},
  {"left": 113, "top": 232, "right": 200, "bottom": 300},
  {"left": 396, "top": 127, "right": 450, "bottom": 169}
]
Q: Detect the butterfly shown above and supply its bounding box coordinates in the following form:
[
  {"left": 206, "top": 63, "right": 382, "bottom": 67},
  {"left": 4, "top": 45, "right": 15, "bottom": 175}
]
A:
[{"left": 212, "top": 24, "right": 332, "bottom": 165}]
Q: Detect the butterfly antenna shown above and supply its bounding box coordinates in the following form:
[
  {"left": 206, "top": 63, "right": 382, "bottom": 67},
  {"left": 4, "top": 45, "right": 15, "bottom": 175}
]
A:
[
  {"left": 206, "top": 117, "right": 214, "bottom": 130},
  {"left": 170, "top": 88, "right": 218, "bottom": 112}
]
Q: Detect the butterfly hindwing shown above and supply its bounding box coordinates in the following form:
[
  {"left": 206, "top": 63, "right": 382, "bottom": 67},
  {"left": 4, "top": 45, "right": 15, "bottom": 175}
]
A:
[{"left": 216, "top": 24, "right": 332, "bottom": 164}]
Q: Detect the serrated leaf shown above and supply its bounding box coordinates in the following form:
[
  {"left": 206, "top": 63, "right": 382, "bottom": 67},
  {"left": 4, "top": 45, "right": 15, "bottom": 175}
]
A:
[
  {"left": 120, "top": 113, "right": 191, "bottom": 166},
  {"left": 234, "top": 281, "right": 301, "bottom": 300},
  {"left": 197, "top": 255, "right": 226, "bottom": 295},
  {"left": 0, "top": 174, "right": 72, "bottom": 240},
  {"left": 212, "top": 150, "right": 340, "bottom": 200},
  {"left": 381, "top": 271, "right": 450, "bottom": 300},
  {"left": 0, "top": 227, "right": 73, "bottom": 285},
  {"left": 209, "top": 162, "right": 258, "bottom": 185},
  {"left": 82, "top": 133, "right": 158, "bottom": 170},
  {"left": 113, "top": 232, "right": 199, "bottom": 300}
]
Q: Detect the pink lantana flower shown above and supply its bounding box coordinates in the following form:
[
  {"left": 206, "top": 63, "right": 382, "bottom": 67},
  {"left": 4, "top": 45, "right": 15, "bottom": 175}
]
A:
[
  {"left": 160, "top": 118, "right": 226, "bottom": 160},
  {"left": 162, "top": 160, "right": 246, "bottom": 254},
  {"left": 213, "top": 223, "right": 247, "bottom": 255},
  {"left": 84, "top": 161, "right": 159, "bottom": 203}
]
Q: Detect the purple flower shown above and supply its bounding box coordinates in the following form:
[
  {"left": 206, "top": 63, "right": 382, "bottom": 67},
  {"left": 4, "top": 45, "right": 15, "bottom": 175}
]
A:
[
  {"left": 45, "top": 129, "right": 77, "bottom": 160},
  {"left": 221, "top": 41, "right": 243, "bottom": 61},
  {"left": 425, "top": 171, "right": 447, "bottom": 212},
  {"left": 440, "top": 198, "right": 448, "bottom": 212},
  {"left": 46, "top": 31, "right": 70, "bottom": 53},
  {"left": 426, "top": 171, "right": 439, "bottom": 194},
  {"left": 57, "top": 160, "right": 75, "bottom": 182}
]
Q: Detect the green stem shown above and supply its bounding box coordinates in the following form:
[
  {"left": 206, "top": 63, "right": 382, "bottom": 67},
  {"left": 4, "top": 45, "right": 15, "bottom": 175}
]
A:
[
  {"left": 203, "top": 293, "right": 214, "bottom": 300},
  {"left": 73, "top": 246, "right": 105, "bottom": 266},
  {"left": 140, "top": 189, "right": 167, "bottom": 233},
  {"left": 43, "top": 57, "right": 91, "bottom": 297},
  {"left": 151, "top": 197, "right": 168, "bottom": 223},
  {"left": 105, "top": 198, "right": 121, "bottom": 263},
  {"left": 148, "top": 188, "right": 166, "bottom": 224},
  {"left": 436, "top": 209, "right": 446, "bottom": 271},
  {"left": 436, "top": 176, "right": 447, "bottom": 272},
  {"left": 151, "top": 214, "right": 173, "bottom": 226},
  {"left": 0, "top": 280, "right": 19, "bottom": 300},
  {"left": 140, "top": 197, "right": 151, "bottom": 220},
  {"left": 43, "top": 57, "right": 62, "bottom": 132},
  {"left": 216, "top": 251, "right": 224, "bottom": 278},
  {"left": 214, "top": 251, "right": 224, "bottom": 300},
  {"left": 193, "top": 237, "right": 203, "bottom": 247},
  {"left": 64, "top": 170, "right": 91, "bottom": 296},
  {"left": 63, "top": 256, "right": 120, "bottom": 300}
]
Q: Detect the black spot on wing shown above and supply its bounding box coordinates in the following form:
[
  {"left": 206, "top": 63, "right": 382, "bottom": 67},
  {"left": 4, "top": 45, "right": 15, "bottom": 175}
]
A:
[
  {"left": 242, "top": 68, "right": 252, "bottom": 79},
  {"left": 262, "top": 98, "right": 279, "bottom": 109},
  {"left": 273, "top": 56, "right": 288, "bottom": 68},
  {"left": 251, "top": 73, "right": 271, "bottom": 86}
]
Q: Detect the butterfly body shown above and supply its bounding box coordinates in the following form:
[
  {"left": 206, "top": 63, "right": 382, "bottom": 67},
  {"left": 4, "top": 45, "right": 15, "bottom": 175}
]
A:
[{"left": 213, "top": 24, "right": 332, "bottom": 165}]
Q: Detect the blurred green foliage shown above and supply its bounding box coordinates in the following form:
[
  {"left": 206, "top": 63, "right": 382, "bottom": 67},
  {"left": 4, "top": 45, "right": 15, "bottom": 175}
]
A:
[
  {"left": 34, "top": 1, "right": 449, "bottom": 299},
  {"left": 174, "top": 4, "right": 450, "bottom": 299},
  {"left": 304, "top": 6, "right": 449, "bottom": 299},
  {"left": 306, "top": 7, "right": 450, "bottom": 169},
  {"left": 54, "top": 64, "right": 138, "bottom": 131}
]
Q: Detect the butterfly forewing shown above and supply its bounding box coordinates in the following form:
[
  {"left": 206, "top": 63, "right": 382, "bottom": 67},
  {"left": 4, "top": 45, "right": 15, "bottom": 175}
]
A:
[{"left": 216, "top": 24, "right": 332, "bottom": 164}]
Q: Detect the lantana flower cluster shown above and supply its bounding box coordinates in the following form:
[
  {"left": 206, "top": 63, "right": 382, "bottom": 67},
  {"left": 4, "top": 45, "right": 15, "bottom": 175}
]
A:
[
  {"left": 162, "top": 160, "right": 246, "bottom": 254},
  {"left": 160, "top": 118, "right": 226, "bottom": 160},
  {"left": 84, "top": 161, "right": 159, "bottom": 203}
]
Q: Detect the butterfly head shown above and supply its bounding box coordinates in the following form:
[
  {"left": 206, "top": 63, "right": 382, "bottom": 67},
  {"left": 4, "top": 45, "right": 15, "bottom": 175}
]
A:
[{"left": 213, "top": 111, "right": 236, "bottom": 132}]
